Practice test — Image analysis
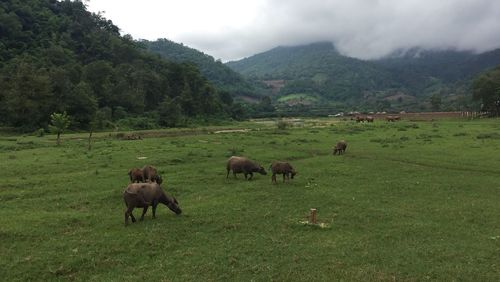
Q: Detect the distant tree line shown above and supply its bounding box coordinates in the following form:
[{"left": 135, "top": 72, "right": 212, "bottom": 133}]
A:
[{"left": 472, "top": 66, "right": 500, "bottom": 116}]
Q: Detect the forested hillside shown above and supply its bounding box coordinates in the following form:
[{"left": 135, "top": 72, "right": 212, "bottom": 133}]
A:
[
  {"left": 142, "top": 39, "right": 266, "bottom": 99},
  {"left": 229, "top": 42, "right": 398, "bottom": 102},
  {"left": 0, "top": 0, "right": 235, "bottom": 131},
  {"left": 227, "top": 42, "right": 500, "bottom": 112}
]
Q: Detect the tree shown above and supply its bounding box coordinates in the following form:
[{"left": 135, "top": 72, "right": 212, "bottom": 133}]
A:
[
  {"left": 258, "top": 96, "right": 275, "bottom": 113},
  {"left": 49, "top": 112, "right": 71, "bottom": 145},
  {"left": 376, "top": 100, "right": 391, "bottom": 112},
  {"left": 430, "top": 94, "right": 442, "bottom": 111},
  {"left": 94, "top": 107, "right": 113, "bottom": 129},
  {"left": 472, "top": 67, "right": 500, "bottom": 115},
  {"left": 66, "top": 82, "right": 98, "bottom": 128},
  {"left": 87, "top": 116, "right": 99, "bottom": 151},
  {"left": 230, "top": 103, "right": 247, "bottom": 120},
  {"left": 158, "top": 97, "right": 182, "bottom": 127},
  {"left": 2, "top": 60, "right": 53, "bottom": 129}
]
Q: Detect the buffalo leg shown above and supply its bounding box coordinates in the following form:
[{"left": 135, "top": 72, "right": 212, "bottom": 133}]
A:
[
  {"left": 152, "top": 202, "right": 158, "bottom": 219},
  {"left": 125, "top": 206, "right": 136, "bottom": 223},
  {"left": 272, "top": 174, "right": 277, "bottom": 184},
  {"left": 283, "top": 173, "right": 286, "bottom": 182},
  {"left": 248, "top": 172, "right": 253, "bottom": 180},
  {"left": 226, "top": 169, "right": 230, "bottom": 179},
  {"left": 124, "top": 208, "right": 131, "bottom": 225},
  {"left": 244, "top": 173, "right": 248, "bottom": 180},
  {"left": 140, "top": 206, "right": 149, "bottom": 221}
]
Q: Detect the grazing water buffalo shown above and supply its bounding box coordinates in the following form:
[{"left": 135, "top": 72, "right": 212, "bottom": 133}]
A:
[
  {"left": 355, "top": 116, "right": 366, "bottom": 123},
  {"left": 270, "top": 161, "right": 297, "bottom": 184},
  {"left": 142, "top": 165, "right": 162, "bottom": 184},
  {"left": 226, "top": 156, "right": 267, "bottom": 180},
  {"left": 128, "top": 168, "right": 144, "bottom": 183},
  {"left": 366, "top": 116, "right": 374, "bottom": 123},
  {"left": 333, "top": 140, "right": 347, "bottom": 155},
  {"left": 386, "top": 115, "right": 401, "bottom": 122},
  {"left": 123, "top": 182, "right": 181, "bottom": 225}
]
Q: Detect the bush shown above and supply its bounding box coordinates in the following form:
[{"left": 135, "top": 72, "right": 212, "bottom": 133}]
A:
[
  {"left": 116, "top": 117, "right": 159, "bottom": 130},
  {"left": 476, "top": 132, "right": 500, "bottom": 139},
  {"left": 276, "top": 120, "right": 291, "bottom": 130},
  {"left": 35, "top": 128, "right": 45, "bottom": 137}
]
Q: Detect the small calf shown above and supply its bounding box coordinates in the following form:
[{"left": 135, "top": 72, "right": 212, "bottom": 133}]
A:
[
  {"left": 270, "top": 161, "right": 297, "bottom": 184},
  {"left": 128, "top": 168, "right": 144, "bottom": 183},
  {"left": 333, "top": 140, "right": 347, "bottom": 155},
  {"left": 142, "top": 165, "right": 162, "bottom": 184}
]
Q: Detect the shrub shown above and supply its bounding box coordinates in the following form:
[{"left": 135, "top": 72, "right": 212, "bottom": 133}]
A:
[
  {"left": 476, "top": 132, "right": 500, "bottom": 139},
  {"left": 276, "top": 120, "right": 291, "bottom": 130},
  {"left": 35, "top": 128, "right": 45, "bottom": 137},
  {"left": 116, "top": 117, "right": 159, "bottom": 130}
]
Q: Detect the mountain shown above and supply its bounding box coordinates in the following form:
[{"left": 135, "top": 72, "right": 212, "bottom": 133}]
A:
[
  {"left": 227, "top": 42, "right": 500, "bottom": 112},
  {"left": 227, "top": 42, "right": 398, "bottom": 101},
  {"left": 0, "top": 0, "right": 234, "bottom": 130},
  {"left": 142, "top": 39, "right": 266, "bottom": 99},
  {"left": 377, "top": 48, "right": 500, "bottom": 92}
]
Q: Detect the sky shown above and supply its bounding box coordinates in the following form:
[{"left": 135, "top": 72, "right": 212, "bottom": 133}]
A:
[{"left": 86, "top": 0, "right": 500, "bottom": 62}]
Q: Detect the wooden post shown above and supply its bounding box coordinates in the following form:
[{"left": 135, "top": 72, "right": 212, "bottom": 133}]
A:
[{"left": 309, "top": 208, "right": 317, "bottom": 224}]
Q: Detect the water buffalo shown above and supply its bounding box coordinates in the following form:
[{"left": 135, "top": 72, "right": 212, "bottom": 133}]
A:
[
  {"left": 128, "top": 168, "right": 144, "bottom": 183},
  {"left": 123, "top": 182, "right": 181, "bottom": 225},
  {"left": 355, "top": 116, "right": 366, "bottom": 123},
  {"left": 333, "top": 140, "right": 347, "bottom": 155},
  {"left": 366, "top": 116, "right": 374, "bottom": 123},
  {"left": 226, "top": 156, "right": 267, "bottom": 180},
  {"left": 142, "top": 165, "right": 162, "bottom": 184},
  {"left": 270, "top": 161, "right": 297, "bottom": 184},
  {"left": 386, "top": 115, "right": 401, "bottom": 122}
]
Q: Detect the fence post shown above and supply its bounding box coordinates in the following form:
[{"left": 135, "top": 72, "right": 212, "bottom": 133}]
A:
[{"left": 309, "top": 208, "right": 317, "bottom": 224}]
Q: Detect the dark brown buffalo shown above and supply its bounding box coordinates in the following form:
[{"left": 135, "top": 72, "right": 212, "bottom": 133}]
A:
[
  {"left": 333, "top": 140, "right": 347, "bottom": 155},
  {"left": 226, "top": 156, "right": 267, "bottom": 180},
  {"left": 270, "top": 161, "right": 297, "bottom": 184},
  {"left": 128, "top": 168, "right": 144, "bottom": 183},
  {"left": 123, "top": 182, "right": 181, "bottom": 225},
  {"left": 142, "top": 165, "right": 162, "bottom": 184},
  {"left": 386, "top": 115, "right": 401, "bottom": 122},
  {"left": 366, "top": 116, "right": 374, "bottom": 122},
  {"left": 355, "top": 116, "right": 366, "bottom": 123}
]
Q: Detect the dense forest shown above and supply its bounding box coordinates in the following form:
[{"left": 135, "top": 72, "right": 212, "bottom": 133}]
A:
[
  {"left": 472, "top": 66, "right": 500, "bottom": 115},
  {"left": 227, "top": 42, "right": 500, "bottom": 113},
  {"left": 142, "top": 39, "right": 268, "bottom": 99},
  {"left": 0, "top": 0, "right": 238, "bottom": 131}
]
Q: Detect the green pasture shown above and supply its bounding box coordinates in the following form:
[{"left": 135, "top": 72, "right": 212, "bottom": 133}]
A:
[
  {"left": 276, "top": 93, "right": 319, "bottom": 104},
  {"left": 0, "top": 118, "right": 499, "bottom": 281}
]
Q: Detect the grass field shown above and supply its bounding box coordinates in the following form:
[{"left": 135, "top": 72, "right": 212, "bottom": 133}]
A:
[{"left": 1, "top": 118, "right": 499, "bottom": 281}]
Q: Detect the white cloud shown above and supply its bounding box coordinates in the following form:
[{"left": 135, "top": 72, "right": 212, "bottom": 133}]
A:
[{"left": 86, "top": 0, "right": 500, "bottom": 61}]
